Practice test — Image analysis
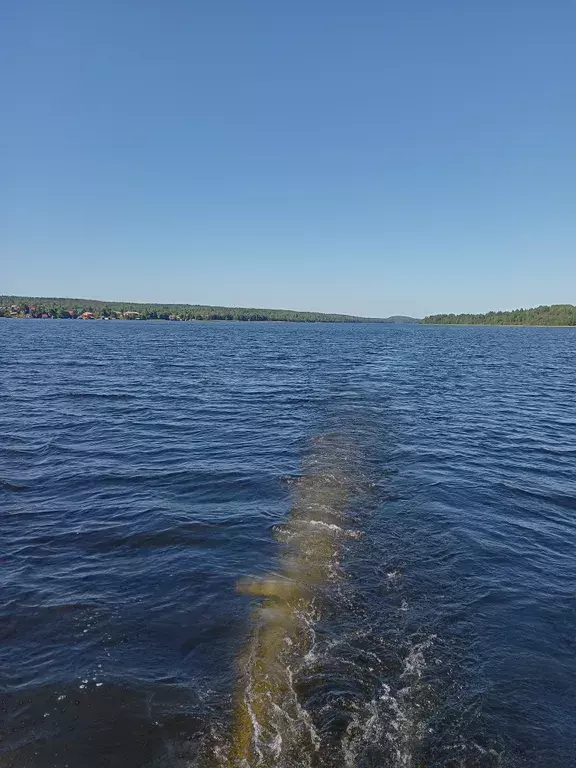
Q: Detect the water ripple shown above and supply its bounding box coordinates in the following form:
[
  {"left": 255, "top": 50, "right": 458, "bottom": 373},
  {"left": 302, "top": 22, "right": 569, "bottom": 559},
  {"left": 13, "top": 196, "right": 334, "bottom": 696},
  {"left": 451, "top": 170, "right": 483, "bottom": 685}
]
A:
[{"left": 1, "top": 320, "right": 575, "bottom": 767}]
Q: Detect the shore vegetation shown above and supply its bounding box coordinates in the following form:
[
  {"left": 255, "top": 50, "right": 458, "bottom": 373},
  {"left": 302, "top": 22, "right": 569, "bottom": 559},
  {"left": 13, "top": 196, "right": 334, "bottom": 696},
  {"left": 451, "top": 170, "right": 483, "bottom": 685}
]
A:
[
  {"left": 424, "top": 305, "right": 576, "bottom": 326},
  {"left": 0, "top": 296, "right": 416, "bottom": 323}
]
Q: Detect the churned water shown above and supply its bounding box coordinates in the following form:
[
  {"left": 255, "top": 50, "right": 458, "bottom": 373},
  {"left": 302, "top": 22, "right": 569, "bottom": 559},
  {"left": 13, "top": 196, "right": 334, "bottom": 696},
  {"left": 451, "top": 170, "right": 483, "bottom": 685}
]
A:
[{"left": 1, "top": 319, "right": 575, "bottom": 767}]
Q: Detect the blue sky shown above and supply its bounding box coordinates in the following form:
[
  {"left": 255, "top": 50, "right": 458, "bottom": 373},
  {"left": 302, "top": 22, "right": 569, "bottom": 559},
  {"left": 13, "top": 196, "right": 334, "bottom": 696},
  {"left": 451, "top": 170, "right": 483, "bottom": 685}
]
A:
[{"left": 1, "top": 1, "right": 574, "bottom": 317}]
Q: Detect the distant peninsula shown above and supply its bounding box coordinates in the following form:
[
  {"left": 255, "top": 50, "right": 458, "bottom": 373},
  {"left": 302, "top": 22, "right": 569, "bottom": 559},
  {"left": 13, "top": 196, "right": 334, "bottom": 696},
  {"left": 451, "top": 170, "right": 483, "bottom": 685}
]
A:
[
  {"left": 424, "top": 304, "right": 576, "bottom": 326},
  {"left": 0, "top": 296, "right": 420, "bottom": 324}
]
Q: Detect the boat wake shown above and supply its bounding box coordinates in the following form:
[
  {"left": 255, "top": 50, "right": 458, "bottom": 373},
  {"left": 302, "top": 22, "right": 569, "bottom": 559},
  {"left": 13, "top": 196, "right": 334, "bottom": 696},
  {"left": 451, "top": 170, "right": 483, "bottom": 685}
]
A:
[{"left": 196, "top": 433, "right": 438, "bottom": 768}]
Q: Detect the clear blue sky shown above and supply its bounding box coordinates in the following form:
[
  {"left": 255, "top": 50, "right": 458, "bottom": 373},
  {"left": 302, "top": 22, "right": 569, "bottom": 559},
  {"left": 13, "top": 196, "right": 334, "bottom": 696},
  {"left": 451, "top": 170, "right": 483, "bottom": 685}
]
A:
[{"left": 1, "top": 1, "right": 574, "bottom": 317}]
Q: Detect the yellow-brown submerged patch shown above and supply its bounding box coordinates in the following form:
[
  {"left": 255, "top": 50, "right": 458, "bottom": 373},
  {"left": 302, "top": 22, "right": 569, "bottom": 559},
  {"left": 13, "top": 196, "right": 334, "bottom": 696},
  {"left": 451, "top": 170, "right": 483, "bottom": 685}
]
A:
[{"left": 222, "top": 434, "right": 364, "bottom": 767}]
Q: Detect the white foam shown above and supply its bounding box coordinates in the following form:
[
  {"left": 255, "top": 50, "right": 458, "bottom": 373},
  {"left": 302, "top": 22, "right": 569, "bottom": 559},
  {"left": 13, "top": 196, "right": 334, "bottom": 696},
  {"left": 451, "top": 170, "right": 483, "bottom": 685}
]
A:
[{"left": 306, "top": 519, "right": 344, "bottom": 532}]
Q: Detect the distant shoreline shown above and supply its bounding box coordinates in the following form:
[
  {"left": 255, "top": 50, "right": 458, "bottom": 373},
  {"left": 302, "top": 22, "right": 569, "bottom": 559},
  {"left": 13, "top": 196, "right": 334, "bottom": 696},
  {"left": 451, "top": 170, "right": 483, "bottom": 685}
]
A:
[
  {"left": 0, "top": 316, "right": 417, "bottom": 325},
  {"left": 421, "top": 322, "right": 576, "bottom": 328},
  {"left": 3, "top": 317, "right": 575, "bottom": 328},
  {"left": 423, "top": 303, "right": 576, "bottom": 327},
  {"left": 3, "top": 296, "right": 575, "bottom": 327},
  {"left": 0, "top": 295, "right": 420, "bottom": 324},
  {"left": 0, "top": 316, "right": 390, "bottom": 323}
]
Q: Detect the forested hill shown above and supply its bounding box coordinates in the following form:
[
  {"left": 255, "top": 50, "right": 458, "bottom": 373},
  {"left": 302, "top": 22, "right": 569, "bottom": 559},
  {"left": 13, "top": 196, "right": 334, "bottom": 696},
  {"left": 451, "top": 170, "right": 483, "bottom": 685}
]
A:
[
  {"left": 0, "top": 296, "right": 419, "bottom": 323},
  {"left": 424, "top": 304, "right": 576, "bottom": 326}
]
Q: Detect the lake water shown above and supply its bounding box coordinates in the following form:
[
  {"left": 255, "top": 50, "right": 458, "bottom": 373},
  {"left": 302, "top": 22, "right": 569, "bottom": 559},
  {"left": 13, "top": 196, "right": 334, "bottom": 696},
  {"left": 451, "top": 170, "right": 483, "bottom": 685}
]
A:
[{"left": 1, "top": 319, "right": 575, "bottom": 768}]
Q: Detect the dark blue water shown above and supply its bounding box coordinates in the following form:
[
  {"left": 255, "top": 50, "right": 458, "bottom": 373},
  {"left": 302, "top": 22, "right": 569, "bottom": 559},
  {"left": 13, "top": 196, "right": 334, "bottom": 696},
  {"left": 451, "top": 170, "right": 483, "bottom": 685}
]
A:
[{"left": 1, "top": 319, "right": 575, "bottom": 768}]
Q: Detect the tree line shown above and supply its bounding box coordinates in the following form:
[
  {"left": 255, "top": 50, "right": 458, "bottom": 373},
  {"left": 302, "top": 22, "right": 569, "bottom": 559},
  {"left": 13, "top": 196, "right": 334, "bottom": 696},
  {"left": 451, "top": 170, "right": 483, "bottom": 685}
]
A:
[
  {"left": 424, "top": 304, "right": 576, "bottom": 326},
  {"left": 0, "top": 296, "right": 387, "bottom": 323}
]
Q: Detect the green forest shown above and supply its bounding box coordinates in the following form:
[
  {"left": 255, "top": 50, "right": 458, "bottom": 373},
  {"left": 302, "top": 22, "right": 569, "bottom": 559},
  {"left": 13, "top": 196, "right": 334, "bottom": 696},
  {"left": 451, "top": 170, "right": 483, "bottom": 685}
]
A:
[
  {"left": 4, "top": 296, "right": 574, "bottom": 326},
  {"left": 0, "top": 296, "right": 412, "bottom": 323},
  {"left": 424, "top": 304, "right": 576, "bottom": 326}
]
